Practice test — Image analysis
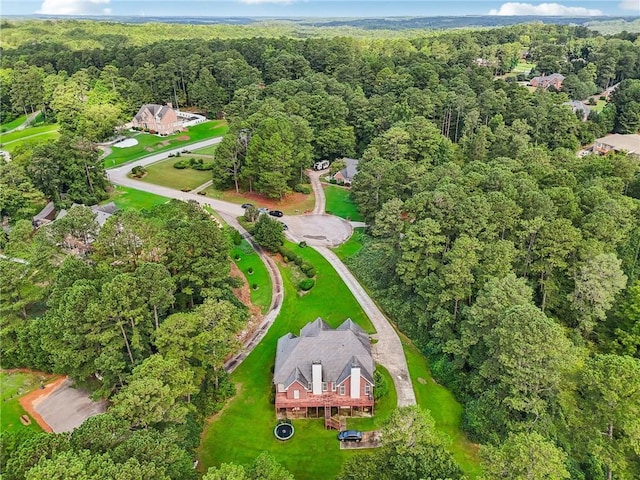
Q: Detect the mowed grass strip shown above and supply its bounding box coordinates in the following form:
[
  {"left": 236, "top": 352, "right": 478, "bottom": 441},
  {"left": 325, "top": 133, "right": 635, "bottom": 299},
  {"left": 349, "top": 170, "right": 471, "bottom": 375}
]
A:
[
  {"left": 0, "top": 371, "right": 47, "bottom": 433},
  {"left": 103, "top": 120, "right": 228, "bottom": 168},
  {"left": 332, "top": 227, "right": 366, "bottom": 260},
  {"left": 192, "top": 145, "right": 218, "bottom": 156},
  {"left": 232, "top": 240, "right": 272, "bottom": 313},
  {"left": 0, "top": 123, "right": 60, "bottom": 145},
  {"left": 324, "top": 185, "right": 364, "bottom": 222},
  {"left": 198, "top": 243, "right": 375, "bottom": 479},
  {"left": 2, "top": 131, "right": 61, "bottom": 153},
  {"left": 106, "top": 186, "right": 170, "bottom": 211},
  {"left": 403, "top": 338, "right": 482, "bottom": 478},
  {"left": 138, "top": 158, "right": 212, "bottom": 191},
  {"left": 1, "top": 114, "right": 28, "bottom": 131}
]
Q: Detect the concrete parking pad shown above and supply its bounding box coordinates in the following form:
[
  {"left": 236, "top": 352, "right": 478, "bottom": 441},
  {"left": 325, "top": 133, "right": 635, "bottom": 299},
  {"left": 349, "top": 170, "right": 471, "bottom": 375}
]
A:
[
  {"left": 285, "top": 214, "right": 353, "bottom": 247},
  {"left": 33, "top": 378, "right": 107, "bottom": 433}
]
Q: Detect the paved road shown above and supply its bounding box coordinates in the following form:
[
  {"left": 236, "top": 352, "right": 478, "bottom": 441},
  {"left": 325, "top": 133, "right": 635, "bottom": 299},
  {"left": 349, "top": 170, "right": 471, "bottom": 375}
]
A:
[
  {"left": 306, "top": 171, "right": 417, "bottom": 407},
  {"left": 307, "top": 169, "right": 326, "bottom": 215}
]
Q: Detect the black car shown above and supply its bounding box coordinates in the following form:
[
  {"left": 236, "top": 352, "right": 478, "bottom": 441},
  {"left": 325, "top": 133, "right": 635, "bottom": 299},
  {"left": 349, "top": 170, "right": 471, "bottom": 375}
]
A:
[
  {"left": 280, "top": 222, "right": 289, "bottom": 230},
  {"left": 337, "top": 430, "right": 363, "bottom": 442},
  {"left": 269, "top": 210, "right": 284, "bottom": 217},
  {"left": 241, "top": 203, "right": 254, "bottom": 209}
]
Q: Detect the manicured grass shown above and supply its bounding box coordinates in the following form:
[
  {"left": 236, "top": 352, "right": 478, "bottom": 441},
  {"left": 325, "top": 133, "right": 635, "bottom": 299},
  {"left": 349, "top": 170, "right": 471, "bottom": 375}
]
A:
[
  {"left": 347, "top": 364, "right": 397, "bottom": 432},
  {"left": 1, "top": 114, "right": 28, "bottom": 131},
  {"left": 324, "top": 185, "right": 364, "bottom": 222},
  {"left": 138, "top": 158, "right": 212, "bottom": 191},
  {"left": 403, "top": 337, "right": 482, "bottom": 478},
  {"left": 333, "top": 227, "right": 366, "bottom": 260},
  {"left": 192, "top": 145, "right": 218, "bottom": 156},
  {"left": 0, "top": 370, "right": 47, "bottom": 433},
  {"left": 589, "top": 99, "right": 607, "bottom": 113},
  {"left": 105, "top": 186, "right": 170, "bottom": 211},
  {"left": 198, "top": 243, "right": 376, "bottom": 479},
  {"left": 2, "top": 131, "right": 61, "bottom": 153},
  {"left": 232, "top": 240, "right": 272, "bottom": 313},
  {"left": 0, "top": 123, "right": 60, "bottom": 145},
  {"left": 103, "top": 120, "right": 228, "bottom": 168},
  {"left": 512, "top": 60, "right": 536, "bottom": 74}
]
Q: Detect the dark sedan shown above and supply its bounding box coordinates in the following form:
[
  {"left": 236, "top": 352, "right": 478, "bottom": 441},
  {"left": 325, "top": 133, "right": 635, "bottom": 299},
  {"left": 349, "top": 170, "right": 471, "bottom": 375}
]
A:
[
  {"left": 337, "top": 430, "right": 363, "bottom": 442},
  {"left": 269, "top": 210, "right": 284, "bottom": 217}
]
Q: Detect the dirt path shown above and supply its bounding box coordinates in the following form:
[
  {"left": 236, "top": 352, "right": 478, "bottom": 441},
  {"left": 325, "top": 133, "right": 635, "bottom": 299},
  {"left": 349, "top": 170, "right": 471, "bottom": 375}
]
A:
[
  {"left": 3, "top": 111, "right": 40, "bottom": 134},
  {"left": 18, "top": 376, "right": 66, "bottom": 432}
]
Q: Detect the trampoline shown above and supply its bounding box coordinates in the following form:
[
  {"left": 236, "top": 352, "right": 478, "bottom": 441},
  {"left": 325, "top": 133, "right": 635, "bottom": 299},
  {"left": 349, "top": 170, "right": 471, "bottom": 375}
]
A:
[{"left": 274, "top": 421, "right": 295, "bottom": 441}]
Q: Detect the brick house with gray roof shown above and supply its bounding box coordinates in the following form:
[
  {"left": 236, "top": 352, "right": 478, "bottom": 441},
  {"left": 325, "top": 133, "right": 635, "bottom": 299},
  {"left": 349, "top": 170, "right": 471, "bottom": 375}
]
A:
[
  {"left": 274, "top": 318, "right": 374, "bottom": 423},
  {"left": 132, "top": 104, "right": 182, "bottom": 135}
]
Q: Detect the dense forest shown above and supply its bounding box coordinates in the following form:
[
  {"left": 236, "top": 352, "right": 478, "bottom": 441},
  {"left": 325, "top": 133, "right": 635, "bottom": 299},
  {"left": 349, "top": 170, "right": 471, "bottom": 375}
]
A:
[{"left": 1, "top": 18, "right": 639, "bottom": 480}]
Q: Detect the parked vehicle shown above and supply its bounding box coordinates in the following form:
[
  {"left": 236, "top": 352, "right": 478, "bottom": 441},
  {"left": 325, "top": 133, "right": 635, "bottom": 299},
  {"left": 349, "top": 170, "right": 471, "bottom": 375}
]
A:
[
  {"left": 313, "top": 160, "right": 330, "bottom": 170},
  {"left": 241, "top": 203, "right": 254, "bottom": 209},
  {"left": 280, "top": 223, "right": 288, "bottom": 230},
  {"left": 337, "top": 430, "right": 363, "bottom": 442},
  {"left": 269, "top": 210, "right": 284, "bottom": 217},
  {"left": 258, "top": 207, "right": 269, "bottom": 214}
]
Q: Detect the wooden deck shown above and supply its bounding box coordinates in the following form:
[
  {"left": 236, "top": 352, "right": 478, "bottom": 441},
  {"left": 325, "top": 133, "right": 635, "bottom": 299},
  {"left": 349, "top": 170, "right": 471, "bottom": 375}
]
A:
[{"left": 275, "top": 393, "right": 374, "bottom": 410}]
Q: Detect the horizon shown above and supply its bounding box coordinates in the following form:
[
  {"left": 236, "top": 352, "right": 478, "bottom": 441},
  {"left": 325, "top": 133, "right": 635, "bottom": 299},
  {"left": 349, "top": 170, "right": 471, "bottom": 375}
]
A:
[{"left": 2, "top": 1, "right": 639, "bottom": 18}]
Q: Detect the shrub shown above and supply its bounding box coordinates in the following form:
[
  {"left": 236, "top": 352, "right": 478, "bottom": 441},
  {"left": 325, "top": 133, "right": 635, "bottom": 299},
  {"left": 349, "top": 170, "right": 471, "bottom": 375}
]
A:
[
  {"left": 173, "top": 160, "right": 189, "bottom": 169},
  {"left": 373, "top": 370, "right": 389, "bottom": 400},
  {"left": 294, "top": 184, "right": 312, "bottom": 194},
  {"left": 300, "top": 263, "right": 315, "bottom": 278},
  {"left": 181, "top": 187, "right": 191, "bottom": 192},
  {"left": 130, "top": 165, "right": 147, "bottom": 178},
  {"left": 294, "top": 256, "right": 304, "bottom": 267},
  {"left": 299, "top": 278, "right": 315, "bottom": 291},
  {"left": 247, "top": 267, "right": 254, "bottom": 275},
  {"left": 193, "top": 162, "right": 214, "bottom": 171},
  {"left": 329, "top": 178, "right": 337, "bottom": 184},
  {"left": 252, "top": 283, "right": 258, "bottom": 290},
  {"left": 298, "top": 241, "right": 307, "bottom": 248},
  {"left": 230, "top": 229, "right": 242, "bottom": 246}
]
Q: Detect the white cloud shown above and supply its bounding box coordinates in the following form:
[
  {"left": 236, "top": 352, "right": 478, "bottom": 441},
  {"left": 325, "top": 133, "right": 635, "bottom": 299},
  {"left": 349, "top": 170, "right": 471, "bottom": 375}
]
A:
[
  {"left": 619, "top": 0, "right": 640, "bottom": 11},
  {"left": 488, "top": 2, "right": 603, "bottom": 16},
  {"left": 37, "top": 0, "right": 111, "bottom": 15},
  {"left": 238, "top": 0, "right": 296, "bottom": 4}
]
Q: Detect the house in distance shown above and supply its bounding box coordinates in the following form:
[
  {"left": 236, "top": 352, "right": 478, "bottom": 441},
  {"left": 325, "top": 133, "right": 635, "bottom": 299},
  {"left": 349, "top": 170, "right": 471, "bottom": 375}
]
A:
[{"left": 273, "top": 318, "right": 374, "bottom": 427}]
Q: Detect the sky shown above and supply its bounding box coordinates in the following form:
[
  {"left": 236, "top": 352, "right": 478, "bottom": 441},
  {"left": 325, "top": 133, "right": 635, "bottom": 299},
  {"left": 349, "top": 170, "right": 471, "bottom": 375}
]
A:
[{"left": 1, "top": 0, "right": 638, "bottom": 18}]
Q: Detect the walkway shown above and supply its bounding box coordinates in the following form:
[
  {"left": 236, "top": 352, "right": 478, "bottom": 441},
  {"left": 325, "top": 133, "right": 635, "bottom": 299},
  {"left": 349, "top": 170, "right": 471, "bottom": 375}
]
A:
[
  {"left": 3, "top": 111, "right": 39, "bottom": 134},
  {"left": 306, "top": 170, "right": 416, "bottom": 407}
]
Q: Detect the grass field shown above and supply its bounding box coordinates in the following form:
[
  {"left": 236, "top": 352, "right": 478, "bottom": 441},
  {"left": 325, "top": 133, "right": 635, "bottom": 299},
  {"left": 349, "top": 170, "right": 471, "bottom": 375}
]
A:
[
  {"left": 198, "top": 242, "right": 376, "bottom": 479},
  {"left": 0, "top": 370, "right": 47, "bottom": 433},
  {"left": 103, "top": 120, "right": 228, "bottom": 168},
  {"left": 588, "top": 99, "right": 607, "bottom": 113},
  {"left": 192, "top": 145, "right": 218, "bottom": 156},
  {"left": 1, "top": 114, "right": 28, "bottom": 131},
  {"left": 0, "top": 123, "right": 60, "bottom": 145},
  {"left": 232, "top": 240, "right": 272, "bottom": 313},
  {"left": 332, "top": 227, "right": 366, "bottom": 260},
  {"left": 324, "top": 185, "right": 364, "bottom": 222},
  {"left": 512, "top": 60, "right": 536, "bottom": 74},
  {"left": 106, "top": 186, "right": 170, "bottom": 211},
  {"left": 138, "top": 158, "right": 212, "bottom": 191},
  {"left": 2, "top": 131, "right": 60, "bottom": 153}
]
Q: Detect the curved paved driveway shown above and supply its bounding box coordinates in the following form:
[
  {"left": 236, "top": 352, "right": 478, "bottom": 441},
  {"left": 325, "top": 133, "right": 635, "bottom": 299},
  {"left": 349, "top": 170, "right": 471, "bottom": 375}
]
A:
[{"left": 306, "top": 172, "right": 416, "bottom": 407}]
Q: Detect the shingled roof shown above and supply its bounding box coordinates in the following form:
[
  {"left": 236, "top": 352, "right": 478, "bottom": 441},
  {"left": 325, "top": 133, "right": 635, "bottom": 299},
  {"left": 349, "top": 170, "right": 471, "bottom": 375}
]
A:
[
  {"left": 133, "top": 104, "right": 174, "bottom": 122},
  {"left": 274, "top": 318, "right": 374, "bottom": 388}
]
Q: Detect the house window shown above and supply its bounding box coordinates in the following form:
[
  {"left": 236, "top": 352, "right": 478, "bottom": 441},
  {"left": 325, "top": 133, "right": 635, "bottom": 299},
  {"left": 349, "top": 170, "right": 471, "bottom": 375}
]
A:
[
  {"left": 331, "top": 382, "right": 336, "bottom": 392},
  {"left": 294, "top": 390, "right": 299, "bottom": 399},
  {"left": 339, "top": 385, "right": 346, "bottom": 395},
  {"left": 322, "top": 382, "right": 327, "bottom": 392},
  {"left": 308, "top": 383, "right": 312, "bottom": 391},
  {"left": 365, "top": 384, "right": 371, "bottom": 395}
]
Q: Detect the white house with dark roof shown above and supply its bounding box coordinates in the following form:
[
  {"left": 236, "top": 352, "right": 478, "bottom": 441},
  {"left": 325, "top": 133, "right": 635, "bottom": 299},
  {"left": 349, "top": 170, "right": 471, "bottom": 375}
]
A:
[{"left": 273, "top": 318, "right": 374, "bottom": 424}]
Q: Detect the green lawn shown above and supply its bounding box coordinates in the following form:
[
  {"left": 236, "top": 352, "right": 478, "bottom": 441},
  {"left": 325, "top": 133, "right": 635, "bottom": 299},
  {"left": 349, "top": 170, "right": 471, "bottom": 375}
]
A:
[
  {"left": 403, "top": 339, "right": 482, "bottom": 478},
  {"left": 1, "top": 114, "right": 28, "bottom": 131},
  {"left": 332, "top": 227, "right": 366, "bottom": 260},
  {"left": 105, "top": 186, "right": 170, "bottom": 211},
  {"left": 347, "top": 364, "right": 396, "bottom": 432},
  {"left": 324, "top": 185, "right": 364, "bottom": 222},
  {"left": 512, "top": 60, "right": 536, "bottom": 74},
  {"left": 103, "top": 121, "right": 228, "bottom": 168},
  {"left": 0, "top": 123, "right": 60, "bottom": 146},
  {"left": 138, "top": 158, "right": 212, "bottom": 191},
  {"left": 0, "top": 370, "right": 46, "bottom": 433},
  {"left": 589, "top": 99, "right": 607, "bottom": 113},
  {"left": 192, "top": 145, "right": 218, "bottom": 156},
  {"left": 198, "top": 243, "right": 376, "bottom": 479},
  {"left": 2, "top": 131, "right": 60, "bottom": 153},
  {"left": 232, "top": 240, "right": 272, "bottom": 313}
]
